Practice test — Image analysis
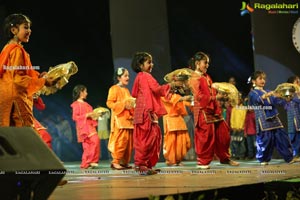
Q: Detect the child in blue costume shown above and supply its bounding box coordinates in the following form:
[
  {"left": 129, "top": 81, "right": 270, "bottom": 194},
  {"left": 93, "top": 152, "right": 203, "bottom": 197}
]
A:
[
  {"left": 284, "top": 75, "right": 300, "bottom": 159},
  {"left": 248, "top": 71, "right": 298, "bottom": 165}
]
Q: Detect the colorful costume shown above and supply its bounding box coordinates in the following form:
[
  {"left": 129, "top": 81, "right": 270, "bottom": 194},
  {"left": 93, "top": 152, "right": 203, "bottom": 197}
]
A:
[
  {"left": 189, "top": 72, "right": 232, "bottom": 165},
  {"left": 161, "top": 93, "right": 191, "bottom": 166},
  {"left": 244, "top": 94, "right": 257, "bottom": 159},
  {"left": 71, "top": 101, "right": 100, "bottom": 169},
  {"left": 248, "top": 88, "right": 293, "bottom": 163},
  {"left": 284, "top": 97, "right": 300, "bottom": 157},
  {"left": 244, "top": 109, "right": 257, "bottom": 159},
  {"left": 227, "top": 103, "right": 247, "bottom": 159},
  {"left": 106, "top": 84, "right": 134, "bottom": 167},
  {"left": 0, "top": 43, "right": 45, "bottom": 126},
  {"left": 131, "top": 72, "right": 170, "bottom": 169}
]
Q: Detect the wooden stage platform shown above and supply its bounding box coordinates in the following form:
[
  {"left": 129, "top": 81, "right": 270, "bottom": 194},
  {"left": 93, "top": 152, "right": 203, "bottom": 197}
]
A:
[{"left": 49, "top": 159, "right": 300, "bottom": 200}]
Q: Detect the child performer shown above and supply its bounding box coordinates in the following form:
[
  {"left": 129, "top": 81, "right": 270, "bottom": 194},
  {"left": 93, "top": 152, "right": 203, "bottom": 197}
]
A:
[
  {"left": 131, "top": 52, "right": 175, "bottom": 175},
  {"left": 188, "top": 51, "right": 239, "bottom": 169},
  {"left": 161, "top": 91, "right": 192, "bottom": 166},
  {"left": 0, "top": 13, "right": 57, "bottom": 127},
  {"left": 244, "top": 84, "right": 257, "bottom": 160},
  {"left": 106, "top": 67, "right": 134, "bottom": 170},
  {"left": 284, "top": 75, "right": 300, "bottom": 159},
  {"left": 71, "top": 84, "right": 101, "bottom": 169},
  {"left": 227, "top": 94, "right": 247, "bottom": 160},
  {"left": 248, "top": 70, "right": 297, "bottom": 165}
]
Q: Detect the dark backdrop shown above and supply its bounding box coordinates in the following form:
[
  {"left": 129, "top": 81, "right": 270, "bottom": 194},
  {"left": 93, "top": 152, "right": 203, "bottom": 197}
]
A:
[
  {"left": 167, "top": 0, "right": 254, "bottom": 95},
  {"left": 0, "top": 0, "right": 254, "bottom": 161},
  {"left": 0, "top": 0, "right": 114, "bottom": 161},
  {"left": 0, "top": 0, "right": 114, "bottom": 107}
]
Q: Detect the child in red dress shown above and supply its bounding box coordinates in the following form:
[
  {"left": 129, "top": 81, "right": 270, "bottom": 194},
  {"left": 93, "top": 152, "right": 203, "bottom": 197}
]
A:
[{"left": 71, "top": 84, "right": 101, "bottom": 169}]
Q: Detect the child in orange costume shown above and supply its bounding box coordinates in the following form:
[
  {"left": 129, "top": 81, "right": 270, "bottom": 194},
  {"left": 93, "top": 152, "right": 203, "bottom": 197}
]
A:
[
  {"left": 0, "top": 13, "right": 57, "bottom": 127},
  {"left": 106, "top": 67, "right": 134, "bottom": 170},
  {"left": 161, "top": 92, "right": 192, "bottom": 166},
  {"left": 71, "top": 84, "right": 100, "bottom": 169}
]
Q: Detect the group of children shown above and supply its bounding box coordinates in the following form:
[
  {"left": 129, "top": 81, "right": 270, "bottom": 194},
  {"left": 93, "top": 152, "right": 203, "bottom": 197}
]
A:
[
  {"left": 1, "top": 13, "right": 299, "bottom": 176},
  {"left": 71, "top": 51, "right": 300, "bottom": 173},
  {"left": 223, "top": 73, "right": 300, "bottom": 166}
]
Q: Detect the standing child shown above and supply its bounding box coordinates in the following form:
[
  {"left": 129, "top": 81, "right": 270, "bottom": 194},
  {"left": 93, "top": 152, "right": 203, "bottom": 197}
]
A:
[
  {"left": 106, "top": 67, "right": 134, "bottom": 170},
  {"left": 248, "top": 70, "right": 297, "bottom": 165},
  {"left": 162, "top": 72, "right": 193, "bottom": 166},
  {"left": 188, "top": 51, "right": 239, "bottom": 169},
  {"left": 284, "top": 75, "right": 300, "bottom": 159},
  {"left": 71, "top": 84, "right": 101, "bottom": 169},
  {"left": 0, "top": 13, "right": 57, "bottom": 127},
  {"left": 227, "top": 94, "right": 247, "bottom": 160},
  {"left": 97, "top": 109, "right": 111, "bottom": 161},
  {"left": 244, "top": 86, "right": 257, "bottom": 160},
  {"left": 161, "top": 91, "right": 192, "bottom": 166},
  {"left": 131, "top": 52, "right": 174, "bottom": 175}
]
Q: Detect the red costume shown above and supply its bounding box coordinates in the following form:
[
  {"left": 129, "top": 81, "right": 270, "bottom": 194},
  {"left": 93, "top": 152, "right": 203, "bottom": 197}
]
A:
[
  {"left": 131, "top": 72, "right": 170, "bottom": 169},
  {"left": 190, "top": 72, "right": 231, "bottom": 165},
  {"left": 71, "top": 101, "right": 100, "bottom": 169}
]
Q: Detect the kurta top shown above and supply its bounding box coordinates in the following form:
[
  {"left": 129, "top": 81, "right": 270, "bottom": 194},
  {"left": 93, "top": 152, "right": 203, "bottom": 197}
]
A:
[
  {"left": 284, "top": 97, "right": 300, "bottom": 133},
  {"left": 189, "top": 71, "right": 222, "bottom": 125},
  {"left": 248, "top": 88, "right": 285, "bottom": 132},
  {"left": 244, "top": 110, "right": 256, "bottom": 135},
  {"left": 131, "top": 72, "right": 170, "bottom": 124},
  {"left": 0, "top": 43, "right": 46, "bottom": 126},
  {"left": 229, "top": 105, "right": 247, "bottom": 130},
  {"left": 161, "top": 93, "right": 190, "bottom": 132},
  {"left": 71, "top": 101, "right": 97, "bottom": 142},
  {"left": 106, "top": 84, "right": 134, "bottom": 131}
]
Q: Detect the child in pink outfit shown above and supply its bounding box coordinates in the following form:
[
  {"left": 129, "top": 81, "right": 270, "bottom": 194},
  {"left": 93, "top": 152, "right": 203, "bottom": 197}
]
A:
[{"left": 71, "top": 84, "right": 100, "bottom": 169}]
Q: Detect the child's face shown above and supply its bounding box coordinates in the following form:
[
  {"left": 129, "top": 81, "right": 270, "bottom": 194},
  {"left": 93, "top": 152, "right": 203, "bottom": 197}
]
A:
[
  {"left": 140, "top": 57, "right": 153, "bottom": 73},
  {"left": 118, "top": 70, "right": 130, "bottom": 86},
  {"left": 80, "top": 89, "right": 88, "bottom": 100},
  {"left": 195, "top": 56, "right": 209, "bottom": 74},
  {"left": 11, "top": 22, "right": 31, "bottom": 43},
  {"left": 253, "top": 75, "right": 266, "bottom": 88}
]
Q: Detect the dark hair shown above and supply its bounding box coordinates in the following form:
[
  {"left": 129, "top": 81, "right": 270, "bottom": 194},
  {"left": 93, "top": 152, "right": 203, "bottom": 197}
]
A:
[
  {"left": 287, "top": 75, "right": 299, "bottom": 84},
  {"left": 131, "top": 52, "right": 152, "bottom": 73},
  {"left": 113, "top": 67, "right": 127, "bottom": 83},
  {"left": 188, "top": 51, "right": 209, "bottom": 70},
  {"left": 3, "top": 13, "right": 31, "bottom": 41},
  {"left": 72, "top": 84, "right": 86, "bottom": 102},
  {"left": 251, "top": 70, "right": 266, "bottom": 82}
]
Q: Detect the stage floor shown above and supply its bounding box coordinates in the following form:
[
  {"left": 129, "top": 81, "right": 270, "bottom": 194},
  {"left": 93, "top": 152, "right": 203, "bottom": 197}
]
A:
[{"left": 49, "top": 159, "right": 300, "bottom": 200}]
